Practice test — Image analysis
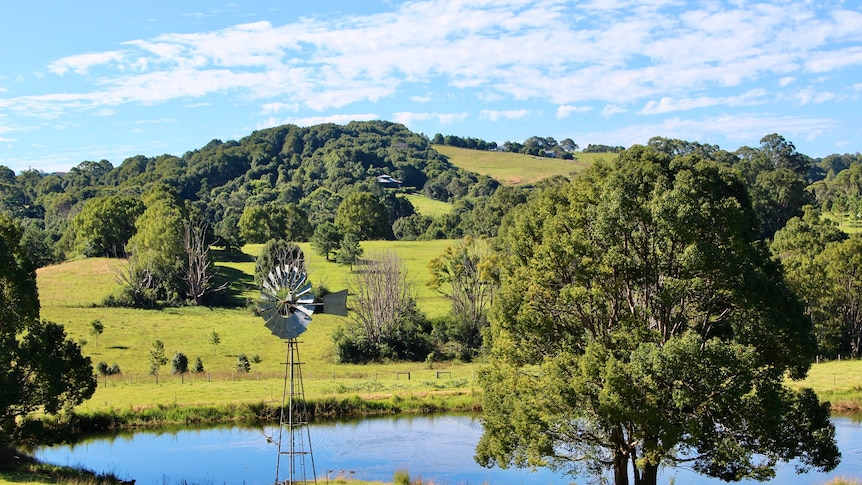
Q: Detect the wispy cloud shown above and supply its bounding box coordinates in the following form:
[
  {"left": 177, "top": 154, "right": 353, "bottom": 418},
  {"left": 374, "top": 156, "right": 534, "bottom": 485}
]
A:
[
  {"left": 393, "top": 111, "right": 469, "bottom": 126},
  {"left": 259, "top": 113, "right": 380, "bottom": 130},
  {"left": 48, "top": 51, "right": 125, "bottom": 75},
  {"left": 557, "top": 105, "right": 592, "bottom": 119},
  {"left": 7, "top": 1, "right": 861, "bottom": 120},
  {"left": 479, "top": 109, "right": 532, "bottom": 121},
  {"left": 639, "top": 89, "right": 768, "bottom": 115}
]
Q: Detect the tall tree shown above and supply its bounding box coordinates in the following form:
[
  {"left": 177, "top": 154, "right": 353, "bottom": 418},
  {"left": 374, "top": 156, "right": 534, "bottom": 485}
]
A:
[
  {"left": 772, "top": 209, "right": 848, "bottom": 355},
  {"left": 335, "top": 192, "right": 391, "bottom": 240},
  {"left": 0, "top": 214, "right": 95, "bottom": 446},
  {"left": 476, "top": 146, "right": 838, "bottom": 485},
  {"left": 68, "top": 195, "right": 144, "bottom": 257},
  {"left": 427, "top": 237, "right": 499, "bottom": 358},
  {"left": 818, "top": 236, "right": 862, "bottom": 357}
]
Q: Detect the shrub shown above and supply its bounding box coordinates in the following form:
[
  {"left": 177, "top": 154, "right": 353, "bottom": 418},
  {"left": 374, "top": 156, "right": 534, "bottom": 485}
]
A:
[
  {"left": 236, "top": 354, "right": 251, "bottom": 373},
  {"left": 171, "top": 352, "right": 189, "bottom": 374},
  {"left": 193, "top": 357, "right": 204, "bottom": 373}
]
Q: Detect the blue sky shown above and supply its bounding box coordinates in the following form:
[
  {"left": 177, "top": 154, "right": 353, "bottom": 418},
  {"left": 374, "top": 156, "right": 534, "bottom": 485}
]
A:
[{"left": 1, "top": 0, "right": 861, "bottom": 173}]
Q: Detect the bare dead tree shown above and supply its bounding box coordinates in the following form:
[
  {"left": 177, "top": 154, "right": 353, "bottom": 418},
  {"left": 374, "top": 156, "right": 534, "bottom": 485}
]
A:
[
  {"left": 348, "top": 250, "right": 414, "bottom": 345},
  {"left": 184, "top": 219, "right": 228, "bottom": 305}
]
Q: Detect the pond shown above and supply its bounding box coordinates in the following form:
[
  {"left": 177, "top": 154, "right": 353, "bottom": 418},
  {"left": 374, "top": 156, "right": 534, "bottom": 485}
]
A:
[{"left": 35, "top": 415, "right": 862, "bottom": 485}]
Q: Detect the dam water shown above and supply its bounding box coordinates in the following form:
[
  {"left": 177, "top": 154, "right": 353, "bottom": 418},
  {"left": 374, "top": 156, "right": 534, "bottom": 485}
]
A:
[{"left": 36, "top": 414, "right": 862, "bottom": 485}]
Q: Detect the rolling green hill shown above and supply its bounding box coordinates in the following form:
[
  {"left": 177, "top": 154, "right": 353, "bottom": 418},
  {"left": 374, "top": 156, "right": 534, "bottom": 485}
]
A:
[{"left": 433, "top": 144, "right": 613, "bottom": 186}]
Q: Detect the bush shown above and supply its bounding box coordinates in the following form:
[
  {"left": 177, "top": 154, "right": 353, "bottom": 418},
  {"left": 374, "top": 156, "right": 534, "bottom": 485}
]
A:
[
  {"left": 171, "top": 352, "right": 189, "bottom": 374},
  {"left": 96, "top": 361, "right": 121, "bottom": 376},
  {"left": 236, "top": 354, "right": 251, "bottom": 373},
  {"left": 193, "top": 357, "right": 204, "bottom": 373}
]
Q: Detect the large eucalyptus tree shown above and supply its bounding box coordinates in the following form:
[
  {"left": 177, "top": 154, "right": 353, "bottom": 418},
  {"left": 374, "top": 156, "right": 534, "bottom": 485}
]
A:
[{"left": 477, "top": 145, "right": 839, "bottom": 485}]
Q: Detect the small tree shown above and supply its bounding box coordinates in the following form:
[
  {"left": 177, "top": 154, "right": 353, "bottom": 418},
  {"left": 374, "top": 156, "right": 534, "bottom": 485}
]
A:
[
  {"left": 89, "top": 319, "right": 104, "bottom": 348},
  {"left": 335, "top": 232, "right": 363, "bottom": 270},
  {"left": 209, "top": 331, "right": 221, "bottom": 355},
  {"left": 172, "top": 352, "right": 189, "bottom": 375},
  {"left": 193, "top": 357, "right": 205, "bottom": 373},
  {"left": 236, "top": 354, "right": 251, "bottom": 373},
  {"left": 310, "top": 222, "right": 342, "bottom": 261},
  {"left": 148, "top": 340, "right": 168, "bottom": 384}
]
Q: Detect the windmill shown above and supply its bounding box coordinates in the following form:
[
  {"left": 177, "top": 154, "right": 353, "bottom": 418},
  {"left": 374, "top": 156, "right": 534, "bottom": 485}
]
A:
[{"left": 258, "top": 264, "right": 318, "bottom": 485}]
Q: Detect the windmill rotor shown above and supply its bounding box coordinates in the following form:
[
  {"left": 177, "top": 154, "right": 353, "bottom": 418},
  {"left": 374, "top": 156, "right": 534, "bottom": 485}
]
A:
[{"left": 259, "top": 264, "right": 316, "bottom": 340}]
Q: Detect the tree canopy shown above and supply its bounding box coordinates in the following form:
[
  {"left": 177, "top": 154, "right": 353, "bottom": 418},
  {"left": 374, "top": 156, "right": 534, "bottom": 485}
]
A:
[
  {"left": 476, "top": 146, "right": 838, "bottom": 485},
  {"left": 0, "top": 214, "right": 95, "bottom": 446}
]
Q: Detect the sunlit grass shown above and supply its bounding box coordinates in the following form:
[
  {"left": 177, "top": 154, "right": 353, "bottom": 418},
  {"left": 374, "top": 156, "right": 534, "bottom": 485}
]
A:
[
  {"left": 36, "top": 239, "right": 475, "bottom": 415},
  {"left": 402, "top": 193, "right": 452, "bottom": 218},
  {"left": 434, "top": 144, "right": 602, "bottom": 186}
]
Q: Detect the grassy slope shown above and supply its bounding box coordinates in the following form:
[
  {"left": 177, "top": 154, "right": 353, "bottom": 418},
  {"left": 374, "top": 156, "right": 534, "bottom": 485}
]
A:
[
  {"left": 433, "top": 144, "right": 608, "bottom": 186},
  {"left": 401, "top": 193, "right": 452, "bottom": 218},
  {"left": 37, "top": 240, "right": 480, "bottom": 413}
]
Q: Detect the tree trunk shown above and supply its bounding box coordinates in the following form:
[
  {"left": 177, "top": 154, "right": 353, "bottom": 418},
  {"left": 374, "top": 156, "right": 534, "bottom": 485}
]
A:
[
  {"left": 640, "top": 463, "right": 658, "bottom": 485},
  {"left": 611, "top": 426, "right": 630, "bottom": 485}
]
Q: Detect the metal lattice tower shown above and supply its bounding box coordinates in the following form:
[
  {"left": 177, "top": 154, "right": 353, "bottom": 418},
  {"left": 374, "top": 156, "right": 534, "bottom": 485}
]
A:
[
  {"left": 275, "top": 339, "right": 316, "bottom": 485},
  {"left": 258, "top": 264, "right": 318, "bottom": 485}
]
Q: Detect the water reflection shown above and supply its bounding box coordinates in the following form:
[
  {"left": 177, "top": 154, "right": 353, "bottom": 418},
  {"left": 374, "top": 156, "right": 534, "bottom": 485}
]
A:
[{"left": 35, "top": 415, "right": 862, "bottom": 485}]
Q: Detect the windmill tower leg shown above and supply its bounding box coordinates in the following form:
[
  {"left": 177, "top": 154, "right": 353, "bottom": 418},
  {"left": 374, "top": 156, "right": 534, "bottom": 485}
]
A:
[{"left": 275, "top": 339, "right": 316, "bottom": 484}]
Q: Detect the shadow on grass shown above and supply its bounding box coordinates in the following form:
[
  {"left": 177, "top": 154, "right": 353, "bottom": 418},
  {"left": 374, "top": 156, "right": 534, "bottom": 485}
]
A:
[
  {"left": 213, "top": 265, "right": 255, "bottom": 308},
  {"left": 211, "top": 247, "right": 254, "bottom": 263}
]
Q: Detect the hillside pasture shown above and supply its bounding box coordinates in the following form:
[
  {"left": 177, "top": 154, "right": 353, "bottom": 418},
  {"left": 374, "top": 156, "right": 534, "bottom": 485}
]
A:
[
  {"left": 36, "top": 239, "right": 467, "bottom": 413},
  {"left": 401, "top": 193, "right": 452, "bottom": 217},
  {"left": 434, "top": 144, "right": 605, "bottom": 186}
]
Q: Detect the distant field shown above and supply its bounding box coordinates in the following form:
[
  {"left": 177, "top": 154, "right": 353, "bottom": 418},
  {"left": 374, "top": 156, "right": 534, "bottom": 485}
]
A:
[
  {"left": 823, "top": 211, "right": 862, "bottom": 234},
  {"left": 434, "top": 144, "right": 611, "bottom": 186},
  {"left": 402, "top": 193, "right": 452, "bottom": 217}
]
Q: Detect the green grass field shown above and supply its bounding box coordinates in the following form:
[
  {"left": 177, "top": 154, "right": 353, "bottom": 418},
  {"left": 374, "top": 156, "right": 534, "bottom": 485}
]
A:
[
  {"left": 401, "top": 193, "right": 452, "bottom": 217},
  {"left": 434, "top": 144, "right": 609, "bottom": 186},
  {"left": 37, "top": 239, "right": 481, "bottom": 414}
]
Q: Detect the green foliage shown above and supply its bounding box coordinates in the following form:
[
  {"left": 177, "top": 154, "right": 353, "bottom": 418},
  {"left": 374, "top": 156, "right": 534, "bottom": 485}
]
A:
[
  {"left": 477, "top": 145, "right": 838, "bottom": 484},
  {"left": 772, "top": 209, "right": 849, "bottom": 355},
  {"left": 171, "top": 352, "right": 189, "bottom": 375},
  {"left": 335, "top": 251, "right": 433, "bottom": 363},
  {"left": 310, "top": 221, "right": 342, "bottom": 260},
  {"left": 148, "top": 340, "right": 168, "bottom": 381},
  {"left": 236, "top": 354, "right": 251, "bottom": 373},
  {"left": 0, "top": 213, "right": 96, "bottom": 447},
  {"left": 427, "top": 237, "right": 498, "bottom": 360},
  {"left": 89, "top": 319, "right": 104, "bottom": 347},
  {"left": 253, "top": 239, "right": 305, "bottom": 286},
  {"left": 335, "top": 192, "right": 392, "bottom": 240},
  {"left": 96, "top": 361, "right": 121, "bottom": 376},
  {"left": 68, "top": 195, "right": 144, "bottom": 257},
  {"left": 335, "top": 232, "right": 363, "bottom": 268},
  {"left": 208, "top": 330, "right": 221, "bottom": 355},
  {"left": 193, "top": 356, "right": 204, "bottom": 373}
]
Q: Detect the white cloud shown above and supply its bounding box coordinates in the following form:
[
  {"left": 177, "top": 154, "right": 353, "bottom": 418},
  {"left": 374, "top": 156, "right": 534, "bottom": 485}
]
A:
[
  {"left": 48, "top": 51, "right": 125, "bottom": 75},
  {"left": 479, "top": 109, "right": 531, "bottom": 121},
  {"left": 20, "top": 0, "right": 859, "bottom": 117},
  {"left": 779, "top": 77, "right": 796, "bottom": 87},
  {"left": 639, "top": 89, "right": 768, "bottom": 115},
  {"left": 602, "top": 104, "right": 628, "bottom": 117},
  {"left": 578, "top": 114, "right": 836, "bottom": 150},
  {"left": 410, "top": 95, "right": 433, "bottom": 103},
  {"left": 393, "top": 111, "right": 469, "bottom": 126},
  {"left": 261, "top": 102, "right": 299, "bottom": 114},
  {"left": 556, "top": 105, "right": 592, "bottom": 119},
  {"left": 261, "top": 113, "right": 380, "bottom": 129}
]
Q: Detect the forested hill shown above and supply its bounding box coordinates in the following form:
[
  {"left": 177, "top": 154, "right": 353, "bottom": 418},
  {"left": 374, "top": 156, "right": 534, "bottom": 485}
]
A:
[{"left": 7, "top": 120, "right": 516, "bottom": 267}]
